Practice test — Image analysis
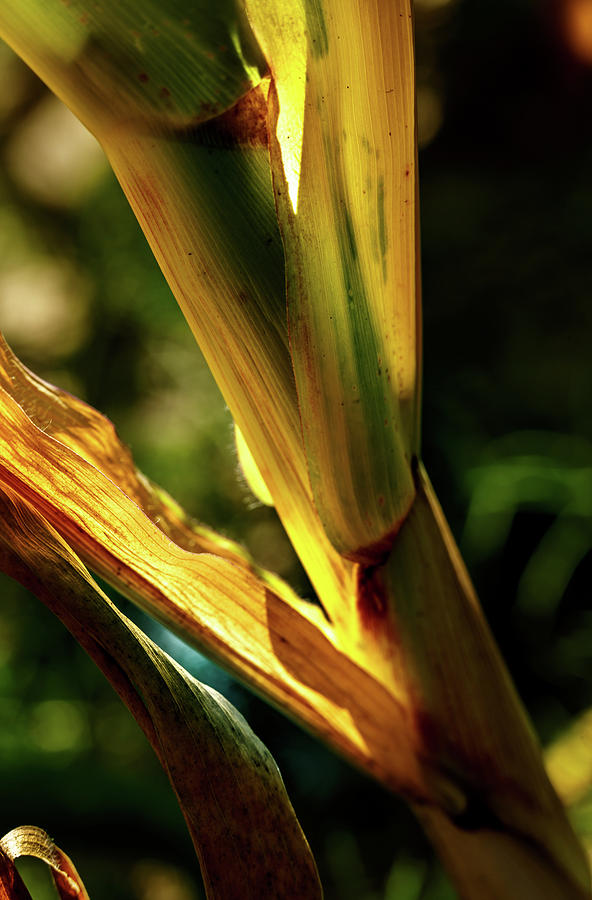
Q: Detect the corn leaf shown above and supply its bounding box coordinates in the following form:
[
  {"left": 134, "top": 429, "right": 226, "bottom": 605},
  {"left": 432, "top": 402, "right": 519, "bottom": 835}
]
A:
[
  {"left": 106, "top": 100, "right": 359, "bottom": 628},
  {"left": 0, "top": 827, "right": 89, "bottom": 900},
  {"left": 246, "top": 0, "right": 420, "bottom": 561},
  {"left": 0, "top": 335, "right": 254, "bottom": 565},
  {"left": 0, "top": 332, "right": 425, "bottom": 799},
  {"left": 0, "top": 0, "right": 267, "bottom": 128},
  {"left": 0, "top": 491, "right": 322, "bottom": 899},
  {"left": 0, "top": 0, "right": 355, "bottom": 624}
]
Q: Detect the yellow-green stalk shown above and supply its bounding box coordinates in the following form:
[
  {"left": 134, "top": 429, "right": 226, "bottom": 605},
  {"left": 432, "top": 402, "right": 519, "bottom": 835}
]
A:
[{"left": 248, "top": 0, "right": 420, "bottom": 563}]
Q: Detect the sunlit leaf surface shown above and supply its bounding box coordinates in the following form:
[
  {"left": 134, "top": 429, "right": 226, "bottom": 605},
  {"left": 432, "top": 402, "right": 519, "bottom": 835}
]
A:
[
  {"left": 0, "top": 334, "right": 258, "bottom": 566},
  {"left": 0, "top": 0, "right": 355, "bottom": 626},
  {"left": 0, "top": 331, "right": 424, "bottom": 801},
  {"left": 247, "top": 0, "right": 420, "bottom": 561},
  {"left": 0, "top": 826, "right": 89, "bottom": 900},
  {"left": 0, "top": 496, "right": 322, "bottom": 899}
]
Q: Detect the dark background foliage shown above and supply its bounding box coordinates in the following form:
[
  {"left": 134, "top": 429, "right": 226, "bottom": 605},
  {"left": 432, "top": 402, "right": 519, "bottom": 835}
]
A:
[{"left": 0, "top": 0, "right": 591, "bottom": 896}]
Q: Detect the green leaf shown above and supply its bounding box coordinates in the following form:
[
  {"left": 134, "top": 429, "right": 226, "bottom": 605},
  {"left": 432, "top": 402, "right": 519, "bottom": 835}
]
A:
[
  {"left": 247, "top": 0, "right": 420, "bottom": 562},
  {"left": 0, "top": 0, "right": 267, "bottom": 130}
]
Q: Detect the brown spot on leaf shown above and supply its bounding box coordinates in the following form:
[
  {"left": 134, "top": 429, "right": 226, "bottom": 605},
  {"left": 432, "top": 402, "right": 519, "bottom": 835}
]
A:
[{"left": 209, "top": 85, "right": 269, "bottom": 148}]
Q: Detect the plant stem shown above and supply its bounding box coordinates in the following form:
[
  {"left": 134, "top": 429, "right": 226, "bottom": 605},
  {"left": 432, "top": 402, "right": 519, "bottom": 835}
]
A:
[{"left": 371, "top": 464, "right": 591, "bottom": 898}]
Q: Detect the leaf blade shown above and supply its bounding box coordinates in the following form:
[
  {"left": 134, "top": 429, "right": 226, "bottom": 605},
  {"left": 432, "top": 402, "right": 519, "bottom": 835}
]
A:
[
  {"left": 248, "top": 0, "right": 420, "bottom": 561},
  {"left": 0, "top": 0, "right": 267, "bottom": 131},
  {"left": 0, "top": 336, "right": 425, "bottom": 801},
  {"left": 0, "top": 491, "right": 323, "bottom": 900},
  {"left": 0, "top": 0, "right": 356, "bottom": 625},
  {"left": 0, "top": 827, "right": 90, "bottom": 900}
]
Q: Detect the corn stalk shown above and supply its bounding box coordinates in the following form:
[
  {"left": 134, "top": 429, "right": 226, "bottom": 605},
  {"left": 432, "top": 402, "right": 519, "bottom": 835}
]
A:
[{"left": 0, "top": 0, "right": 589, "bottom": 897}]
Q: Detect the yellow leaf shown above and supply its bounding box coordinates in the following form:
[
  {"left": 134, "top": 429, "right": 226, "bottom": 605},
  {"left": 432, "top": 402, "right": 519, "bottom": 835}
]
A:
[
  {"left": 0, "top": 496, "right": 322, "bottom": 899},
  {"left": 0, "top": 333, "right": 426, "bottom": 802},
  {"left": 0, "top": 0, "right": 355, "bottom": 626},
  {"left": 0, "top": 334, "right": 254, "bottom": 566},
  {"left": 0, "top": 826, "right": 89, "bottom": 900},
  {"left": 248, "top": 0, "right": 420, "bottom": 561}
]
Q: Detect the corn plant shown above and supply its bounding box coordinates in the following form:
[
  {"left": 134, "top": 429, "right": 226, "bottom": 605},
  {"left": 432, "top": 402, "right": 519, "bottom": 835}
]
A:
[{"left": 0, "top": 1, "right": 589, "bottom": 897}]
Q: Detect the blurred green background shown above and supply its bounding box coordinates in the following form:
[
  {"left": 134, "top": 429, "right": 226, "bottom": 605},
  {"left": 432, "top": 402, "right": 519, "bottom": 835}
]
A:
[{"left": 1, "top": 0, "right": 591, "bottom": 896}]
